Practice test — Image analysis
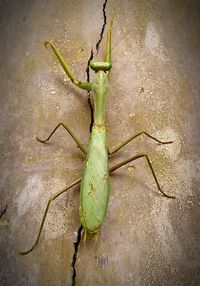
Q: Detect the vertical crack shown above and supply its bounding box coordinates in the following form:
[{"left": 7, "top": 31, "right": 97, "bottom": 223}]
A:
[
  {"left": 96, "top": 0, "right": 108, "bottom": 54},
  {"left": 71, "top": 225, "right": 83, "bottom": 286},
  {"left": 70, "top": 1, "right": 109, "bottom": 285},
  {"left": 86, "top": 0, "right": 108, "bottom": 132},
  {"left": 86, "top": 49, "right": 94, "bottom": 133}
]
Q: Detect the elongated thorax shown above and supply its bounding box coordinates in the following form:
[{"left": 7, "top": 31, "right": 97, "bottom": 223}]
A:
[{"left": 79, "top": 126, "right": 109, "bottom": 237}]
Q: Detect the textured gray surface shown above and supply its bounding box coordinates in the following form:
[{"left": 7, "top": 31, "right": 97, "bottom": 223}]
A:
[{"left": 0, "top": 0, "right": 200, "bottom": 285}]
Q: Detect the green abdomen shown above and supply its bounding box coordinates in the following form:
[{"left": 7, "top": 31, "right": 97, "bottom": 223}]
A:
[{"left": 79, "top": 126, "right": 109, "bottom": 235}]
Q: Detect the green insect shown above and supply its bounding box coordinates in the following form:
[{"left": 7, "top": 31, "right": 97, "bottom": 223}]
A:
[{"left": 20, "top": 21, "right": 175, "bottom": 255}]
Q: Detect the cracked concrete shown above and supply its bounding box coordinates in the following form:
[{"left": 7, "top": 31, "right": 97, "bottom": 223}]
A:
[{"left": 0, "top": 0, "right": 200, "bottom": 285}]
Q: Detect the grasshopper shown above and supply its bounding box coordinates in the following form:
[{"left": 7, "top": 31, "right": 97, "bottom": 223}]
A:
[{"left": 20, "top": 21, "right": 175, "bottom": 255}]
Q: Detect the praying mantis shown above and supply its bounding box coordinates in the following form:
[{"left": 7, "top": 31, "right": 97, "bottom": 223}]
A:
[{"left": 20, "top": 20, "right": 175, "bottom": 255}]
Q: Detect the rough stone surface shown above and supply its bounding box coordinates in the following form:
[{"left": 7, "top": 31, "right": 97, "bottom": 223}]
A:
[{"left": 0, "top": 0, "right": 200, "bottom": 285}]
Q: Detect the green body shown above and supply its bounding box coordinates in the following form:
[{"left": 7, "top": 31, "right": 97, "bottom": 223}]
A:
[
  {"left": 80, "top": 71, "right": 110, "bottom": 237},
  {"left": 80, "top": 126, "right": 109, "bottom": 236},
  {"left": 42, "top": 22, "right": 113, "bottom": 240},
  {"left": 20, "top": 20, "right": 175, "bottom": 256}
]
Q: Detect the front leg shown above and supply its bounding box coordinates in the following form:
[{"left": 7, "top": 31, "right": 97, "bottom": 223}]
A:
[
  {"left": 109, "top": 131, "right": 173, "bottom": 155},
  {"left": 44, "top": 41, "right": 92, "bottom": 91}
]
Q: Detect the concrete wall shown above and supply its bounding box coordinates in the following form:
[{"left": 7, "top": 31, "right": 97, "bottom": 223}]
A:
[{"left": 0, "top": 0, "right": 199, "bottom": 285}]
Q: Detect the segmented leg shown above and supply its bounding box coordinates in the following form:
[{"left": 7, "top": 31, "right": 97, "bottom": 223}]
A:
[
  {"left": 20, "top": 178, "right": 81, "bottom": 255},
  {"left": 105, "top": 20, "right": 113, "bottom": 65},
  {"left": 109, "top": 153, "right": 175, "bottom": 199},
  {"left": 44, "top": 41, "right": 92, "bottom": 91},
  {"left": 109, "top": 131, "right": 173, "bottom": 155},
  {"left": 37, "top": 122, "right": 87, "bottom": 154}
]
